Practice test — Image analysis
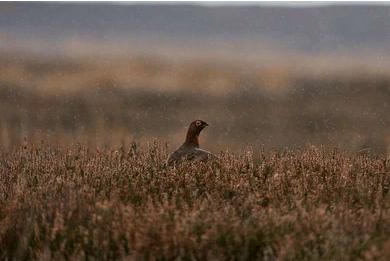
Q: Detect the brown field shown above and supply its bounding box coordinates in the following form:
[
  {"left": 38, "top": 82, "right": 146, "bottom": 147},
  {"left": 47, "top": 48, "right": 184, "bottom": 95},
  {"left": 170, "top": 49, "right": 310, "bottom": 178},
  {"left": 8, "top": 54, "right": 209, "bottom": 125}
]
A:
[
  {"left": 0, "top": 143, "right": 389, "bottom": 260},
  {"left": 0, "top": 51, "right": 389, "bottom": 260},
  {"left": 0, "top": 52, "right": 389, "bottom": 153}
]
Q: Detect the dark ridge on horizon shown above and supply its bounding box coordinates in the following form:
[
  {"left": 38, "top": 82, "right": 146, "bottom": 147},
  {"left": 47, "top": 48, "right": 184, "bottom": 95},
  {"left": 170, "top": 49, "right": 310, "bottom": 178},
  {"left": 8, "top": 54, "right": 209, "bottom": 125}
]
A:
[{"left": 1, "top": 2, "right": 390, "bottom": 55}]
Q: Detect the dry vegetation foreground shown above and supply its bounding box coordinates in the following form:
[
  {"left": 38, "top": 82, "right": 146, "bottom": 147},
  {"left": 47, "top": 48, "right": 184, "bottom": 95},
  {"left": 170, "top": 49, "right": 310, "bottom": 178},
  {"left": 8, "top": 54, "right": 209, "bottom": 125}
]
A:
[{"left": 0, "top": 142, "right": 389, "bottom": 261}]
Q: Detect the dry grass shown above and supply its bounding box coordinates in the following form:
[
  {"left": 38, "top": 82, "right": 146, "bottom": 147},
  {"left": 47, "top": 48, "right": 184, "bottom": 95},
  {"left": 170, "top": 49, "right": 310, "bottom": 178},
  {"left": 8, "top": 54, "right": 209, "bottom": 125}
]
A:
[
  {"left": 0, "top": 51, "right": 389, "bottom": 259},
  {"left": 0, "top": 142, "right": 389, "bottom": 260}
]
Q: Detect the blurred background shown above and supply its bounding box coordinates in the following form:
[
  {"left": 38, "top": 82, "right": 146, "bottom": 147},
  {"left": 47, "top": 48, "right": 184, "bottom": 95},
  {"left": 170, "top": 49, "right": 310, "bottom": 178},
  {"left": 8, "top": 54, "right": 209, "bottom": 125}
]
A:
[{"left": 0, "top": 2, "right": 390, "bottom": 153}]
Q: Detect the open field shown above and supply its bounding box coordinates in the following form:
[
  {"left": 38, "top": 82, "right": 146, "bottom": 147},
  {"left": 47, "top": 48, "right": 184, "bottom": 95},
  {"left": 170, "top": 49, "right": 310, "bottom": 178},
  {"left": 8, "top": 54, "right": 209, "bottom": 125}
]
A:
[
  {"left": 2, "top": 3, "right": 390, "bottom": 260},
  {"left": 0, "top": 143, "right": 389, "bottom": 260},
  {"left": 0, "top": 53, "right": 390, "bottom": 154},
  {"left": 0, "top": 49, "right": 389, "bottom": 260}
]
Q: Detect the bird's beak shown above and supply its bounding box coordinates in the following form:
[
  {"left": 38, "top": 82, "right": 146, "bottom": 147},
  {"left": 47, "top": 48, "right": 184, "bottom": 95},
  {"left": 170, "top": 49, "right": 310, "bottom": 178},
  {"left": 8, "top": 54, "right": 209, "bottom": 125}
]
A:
[{"left": 203, "top": 122, "right": 209, "bottom": 127}]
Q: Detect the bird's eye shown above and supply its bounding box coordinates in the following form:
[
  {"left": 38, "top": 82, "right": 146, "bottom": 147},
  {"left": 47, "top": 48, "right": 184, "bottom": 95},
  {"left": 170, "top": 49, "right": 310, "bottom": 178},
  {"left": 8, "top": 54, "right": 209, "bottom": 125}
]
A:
[{"left": 195, "top": 121, "right": 201, "bottom": 126}]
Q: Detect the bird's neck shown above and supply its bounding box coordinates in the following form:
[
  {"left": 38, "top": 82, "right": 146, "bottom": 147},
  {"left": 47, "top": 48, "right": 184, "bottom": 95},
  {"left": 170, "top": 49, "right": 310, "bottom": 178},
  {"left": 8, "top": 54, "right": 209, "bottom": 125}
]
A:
[{"left": 185, "top": 131, "right": 199, "bottom": 147}]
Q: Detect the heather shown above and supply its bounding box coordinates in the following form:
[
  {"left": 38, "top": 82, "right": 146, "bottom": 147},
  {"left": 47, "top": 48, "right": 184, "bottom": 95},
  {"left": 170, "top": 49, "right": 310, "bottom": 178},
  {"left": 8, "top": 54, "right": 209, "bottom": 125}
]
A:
[{"left": 0, "top": 143, "right": 388, "bottom": 260}]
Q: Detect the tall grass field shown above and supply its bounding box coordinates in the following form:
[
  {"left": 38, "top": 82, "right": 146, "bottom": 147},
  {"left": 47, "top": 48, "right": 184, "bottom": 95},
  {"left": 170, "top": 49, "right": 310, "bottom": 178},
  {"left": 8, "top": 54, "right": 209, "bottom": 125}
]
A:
[{"left": 0, "top": 142, "right": 389, "bottom": 260}]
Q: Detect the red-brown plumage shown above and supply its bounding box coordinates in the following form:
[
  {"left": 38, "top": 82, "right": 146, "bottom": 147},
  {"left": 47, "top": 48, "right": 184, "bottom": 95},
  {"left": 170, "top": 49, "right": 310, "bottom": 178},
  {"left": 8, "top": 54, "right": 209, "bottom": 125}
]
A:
[
  {"left": 184, "top": 120, "right": 209, "bottom": 147},
  {"left": 167, "top": 120, "right": 215, "bottom": 166}
]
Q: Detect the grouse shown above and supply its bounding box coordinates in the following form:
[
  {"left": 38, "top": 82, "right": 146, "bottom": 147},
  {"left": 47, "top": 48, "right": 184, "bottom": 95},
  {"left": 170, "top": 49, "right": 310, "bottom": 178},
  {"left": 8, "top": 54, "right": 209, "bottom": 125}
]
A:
[{"left": 167, "top": 120, "right": 215, "bottom": 166}]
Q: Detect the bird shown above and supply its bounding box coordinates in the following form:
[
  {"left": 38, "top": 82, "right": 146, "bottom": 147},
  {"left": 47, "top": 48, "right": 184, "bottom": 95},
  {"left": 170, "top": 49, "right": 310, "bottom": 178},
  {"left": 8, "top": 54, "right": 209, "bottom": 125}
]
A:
[{"left": 167, "top": 120, "right": 216, "bottom": 166}]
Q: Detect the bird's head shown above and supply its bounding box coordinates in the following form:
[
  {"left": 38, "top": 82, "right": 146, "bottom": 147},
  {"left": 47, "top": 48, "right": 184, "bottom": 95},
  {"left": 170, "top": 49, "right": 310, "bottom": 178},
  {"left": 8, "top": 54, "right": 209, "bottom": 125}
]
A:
[
  {"left": 189, "top": 120, "right": 208, "bottom": 133},
  {"left": 185, "top": 120, "right": 209, "bottom": 147}
]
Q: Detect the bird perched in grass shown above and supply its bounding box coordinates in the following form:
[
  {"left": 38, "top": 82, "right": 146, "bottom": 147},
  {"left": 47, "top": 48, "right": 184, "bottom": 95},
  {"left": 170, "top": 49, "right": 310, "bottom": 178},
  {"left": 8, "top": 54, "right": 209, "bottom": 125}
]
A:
[{"left": 167, "top": 120, "right": 216, "bottom": 166}]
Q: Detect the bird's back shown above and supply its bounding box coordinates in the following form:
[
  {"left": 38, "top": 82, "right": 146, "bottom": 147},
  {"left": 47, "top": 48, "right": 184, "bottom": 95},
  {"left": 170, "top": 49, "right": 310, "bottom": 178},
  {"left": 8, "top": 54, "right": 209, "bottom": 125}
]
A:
[{"left": 167, "top": 144, "right": 215, "bottom": 166}]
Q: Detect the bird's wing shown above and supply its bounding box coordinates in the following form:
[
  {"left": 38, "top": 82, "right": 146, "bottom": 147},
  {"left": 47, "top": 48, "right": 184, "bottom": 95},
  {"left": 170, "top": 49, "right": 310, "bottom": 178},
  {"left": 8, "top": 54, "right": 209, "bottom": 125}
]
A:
[
  {"left": 167, "top": 149, "right": 183, "bottom": 166},
  {"left": 167, "top": 146, "right": 216, "bottom": 166},
  {"left": 187, "top": 148, "right": 216, "bottom": 162},
  {"left": 167, "top": 145, "right": 191, "bottom": 166}
]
